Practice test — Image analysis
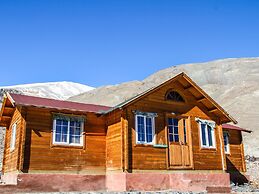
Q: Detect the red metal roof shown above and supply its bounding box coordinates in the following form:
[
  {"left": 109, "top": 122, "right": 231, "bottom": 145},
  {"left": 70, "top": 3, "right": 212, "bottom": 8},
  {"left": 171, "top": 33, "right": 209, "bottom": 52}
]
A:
[
  {"left": 222, "top": 123, "right": 252, "bottom": 133},
  {"left": 8, "top": 93, "right": 111, "bottom": 113}
]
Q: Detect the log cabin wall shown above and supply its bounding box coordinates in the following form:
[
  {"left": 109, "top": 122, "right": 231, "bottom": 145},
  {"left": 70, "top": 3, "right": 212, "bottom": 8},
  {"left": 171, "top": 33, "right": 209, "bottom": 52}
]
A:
[
  {"left": 224, "top": 129, "right": 246, "bottom": 172},
  {"left": 105, "top": 110, "right": 123, "bottom": 171},
  {"left": 125, "top": 80, "right": 224, "bottom": 171},
  {"left": 3, "top": 107, "right": 24, "bottom": 173},
  {"left": 21, "top": 107, "right": 106, "bottom": 174}
]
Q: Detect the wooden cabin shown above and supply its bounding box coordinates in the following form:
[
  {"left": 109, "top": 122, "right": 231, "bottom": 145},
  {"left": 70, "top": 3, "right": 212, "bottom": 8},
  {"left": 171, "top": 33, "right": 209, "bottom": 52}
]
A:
[{"left": 0, "top": 73, "right": 250, "bottom": 193}]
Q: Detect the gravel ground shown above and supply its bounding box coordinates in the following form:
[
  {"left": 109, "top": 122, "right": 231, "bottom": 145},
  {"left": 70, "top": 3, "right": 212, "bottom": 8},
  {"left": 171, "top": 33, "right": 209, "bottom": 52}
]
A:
[
  {"left": 17, "top": 192, "right": 205, "bottom": 194},
  {"left": 246, "top": 160, "right": 259, "bottom": 186},
  {"left": 231, "top": 183, "right": 259, "bottom": 193}
]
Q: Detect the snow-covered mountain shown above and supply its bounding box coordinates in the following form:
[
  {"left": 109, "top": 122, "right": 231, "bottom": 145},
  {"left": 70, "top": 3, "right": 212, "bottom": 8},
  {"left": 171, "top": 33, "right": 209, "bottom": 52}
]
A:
[{"left": 0, "top": 81, "right": 94, "bottom": 101}]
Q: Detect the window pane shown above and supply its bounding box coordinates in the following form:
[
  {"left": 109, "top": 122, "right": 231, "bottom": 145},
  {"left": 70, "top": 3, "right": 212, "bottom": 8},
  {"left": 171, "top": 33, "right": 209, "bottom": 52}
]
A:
[
  {"left": 224, "top": 143, "right": 227, "bottom": 152},
  {"left": 63, "top": 120, "right": 68, "bottom": 125},
  {"left": 61, "top": 125, "right": 68, "bottom": 136},
  {"left": 55, "top": 133, "right": 61, "bottom": 142},
  {"left": 172, "top": 119, "right": 179, "bottom": 142},
  {"left": 55, "top": 119, "right": 68, "bottom": 143},
  {"left": 56, "top": 119, "right": 62, "bottom": 126},
  {"left": 61, "top": 133, "right": 67, "bottom": 142},
  {"left": 223, "top": 133, "right": 229, "bottom": 152},
  {"left": 168, "top": 126, "right": 173, "bottom": 133},
  {"left": 76, "top": 122, "right": 81, "bottom": 128},
  {"left": 146, "top": 134, "right": 153, "bottom": 143},
  {"left": 174, "top": 134, "right": 179, "bottom": 142},
  {"left": 56, "top": 125, "right": 61, "bottom": 133},
  {"left": 70, "top": 135, "right": 80, "bottom": 144},
  {"left": 169, "top": 134, "right": 173, "bottom": 142},
  {"left": 137, "top": 116, "right": 145, "bottom": 142},
  {"left": 173, "top": 127, "right": 179, "bottom": 134},
  {"left": 69, "top": 121, "right": 82, "bottom": 144},
  {"left": 146, "top": 117, "right": 153, "bottom": 143},
  {"left": 168, "top": 118, "right": 173, "bottom": 125},
  {"left": 173, "top": 119, "right": 178, "bottom": 126},
  {"left": 223, "top": 134, "right": 227, "bottom": 145},
  {"left": 207, "top": 126, "right": 213, "bottom": 146},
  {"left": 201, "top": 124, "right": 207, "bottom": 146}
]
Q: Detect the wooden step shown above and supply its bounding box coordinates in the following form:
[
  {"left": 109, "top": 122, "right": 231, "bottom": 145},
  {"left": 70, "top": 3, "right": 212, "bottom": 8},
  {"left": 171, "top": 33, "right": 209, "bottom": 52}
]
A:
[{"left": 206, "top": 186, "right": 231, "bottom": 193}]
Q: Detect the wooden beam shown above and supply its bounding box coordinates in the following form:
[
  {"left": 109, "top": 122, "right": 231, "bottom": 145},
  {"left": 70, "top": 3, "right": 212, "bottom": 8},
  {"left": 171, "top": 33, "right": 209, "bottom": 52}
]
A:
[
  {"left": 1, "top": 116, "right": 11, "bottom": 122},
  {"left": 3, "top": 107, "right": 15, "bottom": 116},
  {"left": 197, "top": 97, "right": 206, "bottom": 102},
  {"left": 0, "top": 96, "right": 7, "bottom": 119},
  {"left": 0, "top": 122, "right": 7, "bottom": 127},
  {"left": 208, "top": 108, "right": 218, "bottom": 113},
  {"left": 184, "top": 85, "right": 192, "bottom": 90}
]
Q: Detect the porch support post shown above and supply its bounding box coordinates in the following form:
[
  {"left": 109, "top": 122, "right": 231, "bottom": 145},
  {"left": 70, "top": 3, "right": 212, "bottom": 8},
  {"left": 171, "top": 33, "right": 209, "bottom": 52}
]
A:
[{"left": 218, "top": 124, "right": 227, "bottom": 171}]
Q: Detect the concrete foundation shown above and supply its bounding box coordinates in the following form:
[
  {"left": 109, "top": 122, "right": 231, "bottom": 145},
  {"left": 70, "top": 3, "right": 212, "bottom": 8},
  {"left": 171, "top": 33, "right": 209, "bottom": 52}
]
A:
[
  {"left": 0, "top": 172, "right": 231, "bottom": 193},
  {"left": 106, "top": 172, "right": 230, "bottom": 192}
]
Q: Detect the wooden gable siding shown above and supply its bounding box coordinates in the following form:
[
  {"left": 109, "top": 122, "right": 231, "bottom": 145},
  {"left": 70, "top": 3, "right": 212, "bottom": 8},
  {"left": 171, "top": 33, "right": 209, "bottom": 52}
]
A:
[
  {"left": 22, "top": 107, "right": 106, "bottom": 173},
  {"left": 125, "top": 80, "right": 224, "bottom": 170},
  {"left": 225, "top": 129, "right": 246, "bottom": 172},
  {"left": 3, "top": 107, "right": 25, "bottom": 173},
  {"left": 106, "top": 110, "right": 123, "bottom": 170}
]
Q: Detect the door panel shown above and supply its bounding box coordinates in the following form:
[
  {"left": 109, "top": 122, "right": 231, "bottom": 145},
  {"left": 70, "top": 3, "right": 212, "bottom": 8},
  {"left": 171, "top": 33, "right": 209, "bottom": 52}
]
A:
[
  {"left": 182, "top": 145, "right": 190, "bottom": 166},
  {"left": 170, "top": 144, "right": 182, "bottom": 166}
]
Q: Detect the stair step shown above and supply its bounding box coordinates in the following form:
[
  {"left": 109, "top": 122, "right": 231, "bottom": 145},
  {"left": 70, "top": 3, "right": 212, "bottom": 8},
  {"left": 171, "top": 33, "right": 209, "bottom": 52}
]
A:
[{"left": 206, "top": 186, "right": 231, "bottom": 193}]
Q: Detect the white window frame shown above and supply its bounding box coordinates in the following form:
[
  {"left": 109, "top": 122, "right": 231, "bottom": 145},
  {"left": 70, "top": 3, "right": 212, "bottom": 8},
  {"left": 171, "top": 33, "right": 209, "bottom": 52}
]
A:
[
  {"left": 198, "top": 121, "right": 216, "bottom": 149},
  {"left": 223, "top": 131, "right": 230, "bottom": 154},
  {"left": 52, "top": 118, "right": 84, "bottom": 146},
  {"left": 135, "top": 114, "right": 155, "bottom": 145},
  {"left": 10, "top": 123, "right": 17, "bottom": 152}
]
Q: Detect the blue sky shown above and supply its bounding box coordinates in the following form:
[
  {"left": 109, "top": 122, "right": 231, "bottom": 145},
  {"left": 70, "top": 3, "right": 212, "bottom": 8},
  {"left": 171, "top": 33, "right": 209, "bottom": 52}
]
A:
[{"left": 0, "top": 0, "right": 259, "bottom": 87}]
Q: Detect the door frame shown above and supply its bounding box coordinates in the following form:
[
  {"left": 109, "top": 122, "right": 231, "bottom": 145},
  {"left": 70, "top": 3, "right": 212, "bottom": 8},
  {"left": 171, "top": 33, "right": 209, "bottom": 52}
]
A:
[{"left": 165, "top": 113, "right": 194, "bottom": 170}]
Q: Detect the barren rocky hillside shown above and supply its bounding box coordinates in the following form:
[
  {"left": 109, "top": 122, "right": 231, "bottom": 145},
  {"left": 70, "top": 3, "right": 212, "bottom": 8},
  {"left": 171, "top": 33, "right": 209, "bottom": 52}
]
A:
[{"left": 69, "top": 57, "right": 259, "bottom": 157}]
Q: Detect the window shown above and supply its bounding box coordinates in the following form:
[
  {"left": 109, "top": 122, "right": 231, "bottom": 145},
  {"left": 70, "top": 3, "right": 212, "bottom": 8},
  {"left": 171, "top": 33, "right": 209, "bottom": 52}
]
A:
[
  {"left": 166, "top": 90, "right": 185, "bottom": 102},
  {"left": 10, "top": 123, "right": 17, "bottom": 151},
  {"left": 53, "top": 117, "right": 84, "bottom": 146},
  {"left": 196, "top": 119, "right": 216, "bottom": 148},
  {"left": 168, "top": 118, "right": 187, "bottom": 144},
  {"left": 168, "top": 118, "right": 179, "bottom": 142},
  {"left": 223, "top": 131, "right": 230, "bottom": 154},
  {"left": 135, "top": 114, "right": 155, "bottom": 144}
]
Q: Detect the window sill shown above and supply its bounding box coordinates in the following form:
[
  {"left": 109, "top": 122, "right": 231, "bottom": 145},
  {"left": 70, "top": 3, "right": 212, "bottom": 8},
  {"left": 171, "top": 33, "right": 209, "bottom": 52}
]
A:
[
  {"left": 51, "top": 144, "right": 84, "bottom": 149},
  {"left": 134, "top": 144, "right": 154, "bottom": 147},
  {"left": 153, "top": 144, "right": 168, "bottom": 148},
  {"left": 200, "top": 147, "right": 216, "bottom": 151},
  {"left": 134, "top": 144, "right": 168, "bottom": 148}
]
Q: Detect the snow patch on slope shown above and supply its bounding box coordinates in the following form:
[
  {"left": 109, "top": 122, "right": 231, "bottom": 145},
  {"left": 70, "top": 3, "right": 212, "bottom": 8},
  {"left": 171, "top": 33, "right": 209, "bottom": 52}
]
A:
[{"left": 1, "top": 81, "right": 94, "bottom": 100}]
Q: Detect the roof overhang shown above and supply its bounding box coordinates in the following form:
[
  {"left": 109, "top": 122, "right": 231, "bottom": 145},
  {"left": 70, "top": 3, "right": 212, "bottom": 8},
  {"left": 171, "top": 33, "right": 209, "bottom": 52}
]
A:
[
  {"left": 222, "top": 123, "right": 252, "bottom": 133},
  {"left": 0, "top": 93, "right": 16, "bottom": 128},
  {"left": 103, "top": 72, "right": 237, "bottom": 124}
]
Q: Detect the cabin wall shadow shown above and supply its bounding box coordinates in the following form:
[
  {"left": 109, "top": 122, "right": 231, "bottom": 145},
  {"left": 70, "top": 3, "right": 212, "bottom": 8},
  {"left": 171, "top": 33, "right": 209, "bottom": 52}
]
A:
[
  {"left": 22, "top": 128, "right": 31, "bottom": 173},
  {"left": 226, "top": 158, "right": 248, "bottom": 185}
]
